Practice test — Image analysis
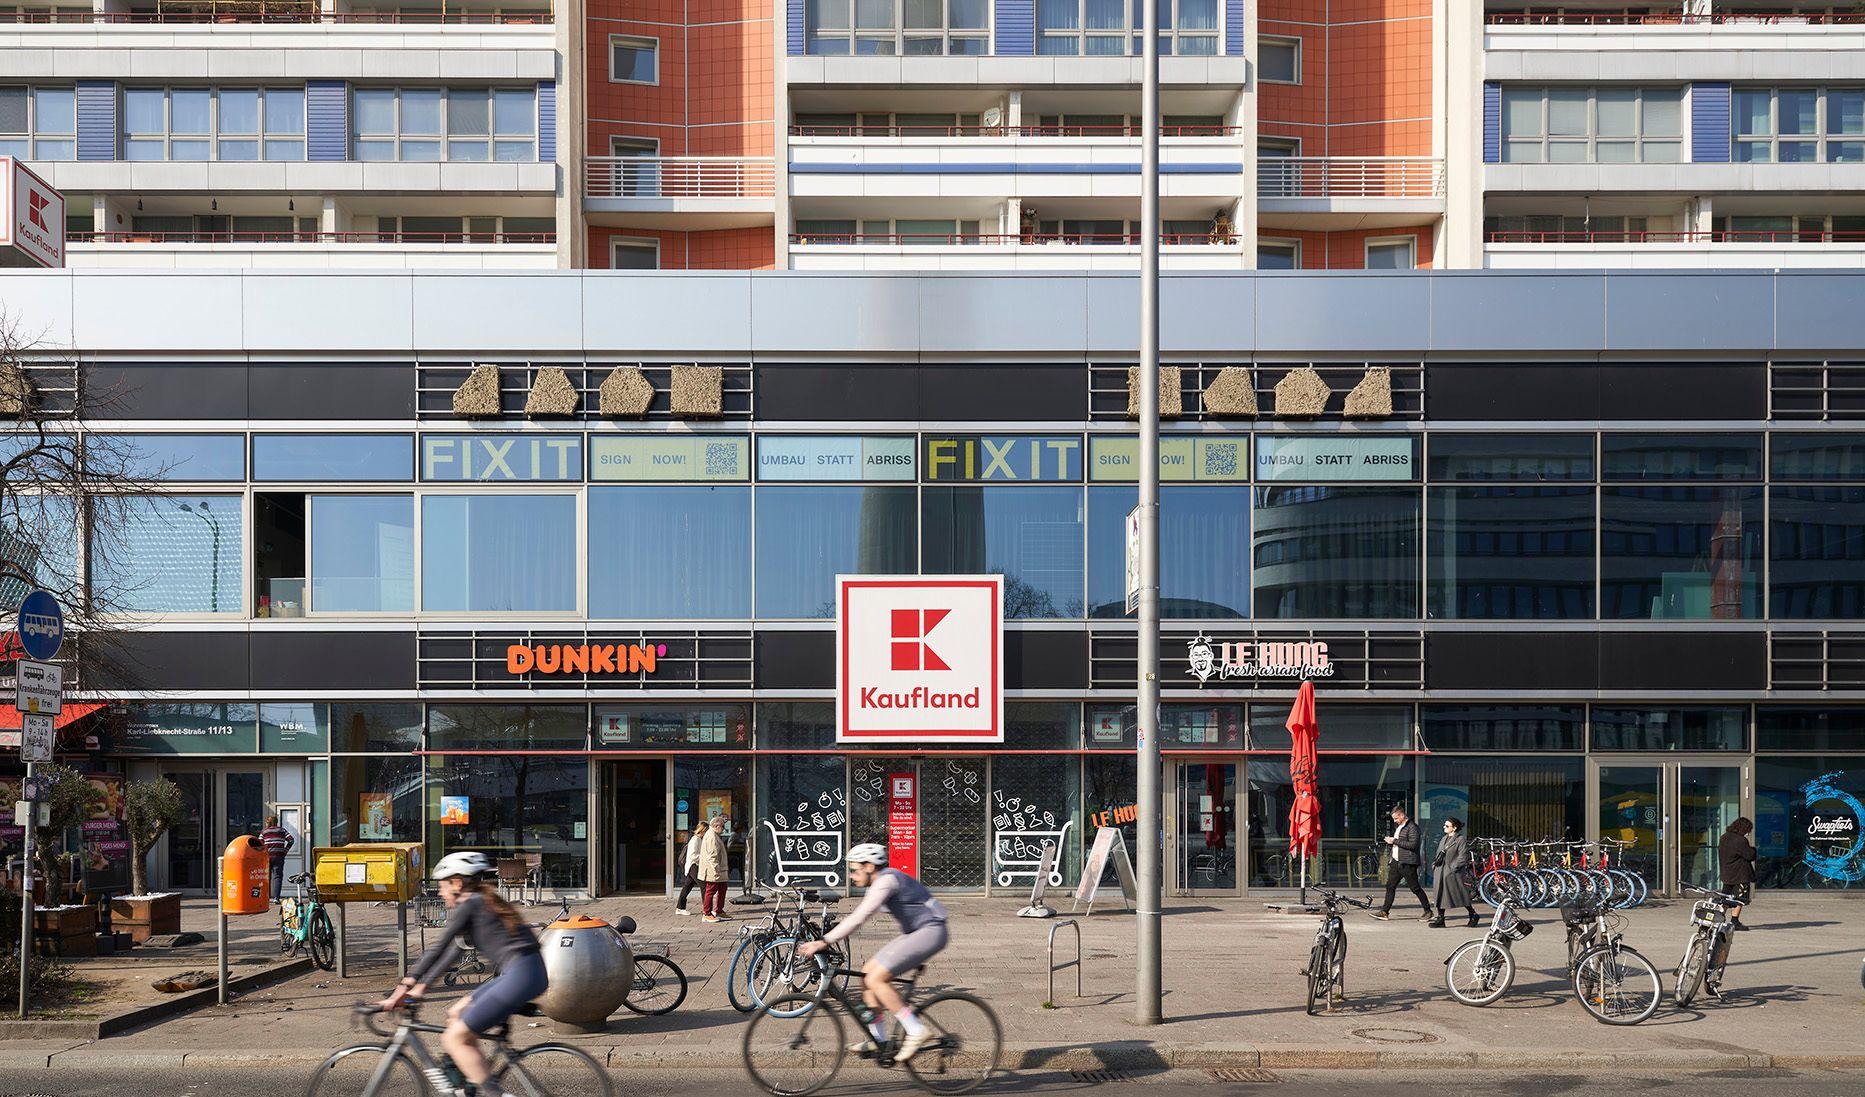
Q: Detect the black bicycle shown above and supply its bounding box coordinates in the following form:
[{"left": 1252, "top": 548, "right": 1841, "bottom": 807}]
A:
[
  {"left": 1303, "top": 887, "right": 1375, "bottom": 1015},
  {"left": 1562, "top": 897, "right": 1661, "bottom": 1025},
  {"left": 306, "top": 1002, "right": 611, "bottom": 1097},
  {"left": 742, "top": 964, "right": 1001, "bottom": 1096},
  {"left": 1674, "top": 882, "right": 1742, "bottom": 1007}
]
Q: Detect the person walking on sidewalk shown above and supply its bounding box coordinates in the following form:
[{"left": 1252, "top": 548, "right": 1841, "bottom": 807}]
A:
[
  {"left": 1428, "top": 817, "right": 1477, "bottom": 928},
  {"left": 260, "top": 814, "right": 294, "bottom": 903},
  {"left": 1372, "top": 804, "right": 1432, "bottom": 921},
  {"left": 674, "top": 824, "right": 706, "bottom": 917},
  {"left": 1718, "top": 816, "right": 1758, "bottom": 931},
  {"left": 698, "top": 815, "right": 730, "bottom": 923}
]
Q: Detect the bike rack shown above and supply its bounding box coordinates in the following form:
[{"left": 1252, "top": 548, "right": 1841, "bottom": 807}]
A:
[{"left": 1047, "top": 918, "right": 1082, "bottom": 1002}]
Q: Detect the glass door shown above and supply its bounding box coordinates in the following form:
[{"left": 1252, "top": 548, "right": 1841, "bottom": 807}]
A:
[
  {"left": 166, "top": 771, "right": 213, "bottom": 893},
  {"left": 1595, "top": 764, "right": 1664, "bottom": 891},
  {"left": 1592, "top": 760, "right": 1749, "bottom": 895},
  {"left": 222, "top": 769, "right": 268, "bottom": 849},
  {"left": 1175, "top": 762, "right": 1238, "bottom": 893},
  {"left": 1678, "top": 764, "right": 1745, "bottom": 891}
]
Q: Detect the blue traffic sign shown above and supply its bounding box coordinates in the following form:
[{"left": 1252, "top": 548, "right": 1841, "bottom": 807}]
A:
[{"left": 17, "top": 589, "right": 62, "bottom": 661}]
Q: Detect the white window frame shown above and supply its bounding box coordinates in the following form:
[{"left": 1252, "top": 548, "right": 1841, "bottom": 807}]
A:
[
  {"left": 1035, "top": 0, "right": 1221, "bottom": 57},
  {"left": 1258, "top": 238, "right": 1301, "bottom": 269},
  {"left": 610, "top": 236, "right": 661, "bottom": 269},
  {"left": 1365, "top": 235, "right": 1416, "bottom": 270},
  {"left": 1499, "top": 85, "right": 1685, "bottom": 165},
  {"left": 1259, "top": 36, "right": 1302, "bottom": 85},
  {"left": 0, "top": 84, "right": 76, "bottom": 162},
  {"left": 805, "top": 0, "right": 993, "bottom": 56},
  {"left": 121, "top": 86, "right": 308, "bottom": 163},
  {"left": 1732, "top": 86, "right": 1865, "bottom": 165},
  {"left": 610, "top": 35, "right": 661, "bottom": 85},
  {"left": 351, "top": 86, "right": 537, "bottom": 164}
]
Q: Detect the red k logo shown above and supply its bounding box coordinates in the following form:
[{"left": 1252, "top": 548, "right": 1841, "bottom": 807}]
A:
[
  {"left": 26, "top": 189, "right": 49, "bottom": 232},
  {"left": 890, "top": 608, "right": 951, "bottom": 671}
]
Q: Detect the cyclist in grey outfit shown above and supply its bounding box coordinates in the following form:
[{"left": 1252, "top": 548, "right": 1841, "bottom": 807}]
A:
[{"left": 800, "top": 842, "right": 947, "bottom": 1064}]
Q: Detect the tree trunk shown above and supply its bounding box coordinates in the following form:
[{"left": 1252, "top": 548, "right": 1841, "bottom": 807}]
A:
[{"left": 131, "top": 842, "right": 150, "bottom": 895}]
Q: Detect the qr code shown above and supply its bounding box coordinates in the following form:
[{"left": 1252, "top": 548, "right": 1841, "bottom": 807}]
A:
[
  {"left": 1203, "top": 442, "right": 1239, "bottom": 478},
  {"left": 704, "top": 442, "right": 737, "bottom": 476}
]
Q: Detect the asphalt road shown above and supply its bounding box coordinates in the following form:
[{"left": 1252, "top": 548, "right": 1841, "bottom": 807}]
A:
[{"left": 6, "top": 1066, "right": 1865, "bottom": 1097}]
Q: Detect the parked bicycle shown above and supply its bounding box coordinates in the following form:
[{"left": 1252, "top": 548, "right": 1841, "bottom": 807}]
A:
[
  {"left": 730, "top": 886, "right": 848, "bottom": 1015},
  {"left": 742, "top": 963, "right": 1001, "bottom": 1096},
  {"left": 1443, "top": 900, "right": 1533, "bottom": 1006},
  {"left": 1302, "top": 886, "right": 1375, "bottom": 1015},
  {"left": 1476, "top": 838, "right": 1648, "bottom": 910},
  {"left": 279, "top": 871, "right": 337, "bottom": 972},
  {"left": 1562, "top": 896, "right": 1661, "bottom": 1025},
  {"left": 305, "top": 1002, "right": 612, "bottom": 1097},
  {"left": 728, "top": 884, "right": 811, "bottom": 1012},
  {"left": 1674, "top": 882, "right": 1743, "bottom": 1006}
]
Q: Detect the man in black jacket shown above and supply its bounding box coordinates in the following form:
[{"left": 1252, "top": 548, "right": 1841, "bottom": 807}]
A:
[{"left": 1372, "top": 804, "right": 1433, "bottom": 920}]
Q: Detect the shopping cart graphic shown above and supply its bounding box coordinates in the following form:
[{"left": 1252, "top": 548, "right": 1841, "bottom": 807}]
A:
[
  {"left": 994, "top": 820, "right": 1074, "bottom": 888},
  {"left": 762, "top": 819, "right": 844, "bottom": 887}
]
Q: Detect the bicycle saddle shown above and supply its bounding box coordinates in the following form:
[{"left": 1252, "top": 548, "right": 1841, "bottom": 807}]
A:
[
  {"left": 287, "top": 872, "right": 310, "bottom": 883},
  {"left": 612, "top": 917, "right": 637, "bottom": 935}
]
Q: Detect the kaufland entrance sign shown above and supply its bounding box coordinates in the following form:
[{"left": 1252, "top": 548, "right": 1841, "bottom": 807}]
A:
[
  {"left": 837, "top": 575, "right": 1003, "bottom": 744},
  {"left": 0, "top": 158, "right": 64, "bottom": 269}
]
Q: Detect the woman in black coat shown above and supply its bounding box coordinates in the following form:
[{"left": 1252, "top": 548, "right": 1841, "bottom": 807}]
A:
[
  {"left": 1430, "top": 818, "right": 1478, "bottom": 928},
  {"left": 1718, "top": 816, "right": 1757, "bottom": 930}
]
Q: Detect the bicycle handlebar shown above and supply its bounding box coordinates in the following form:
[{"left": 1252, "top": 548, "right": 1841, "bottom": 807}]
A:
[
  {"left": 1681, "top": 882, "right": 1743, "bottom": 904},
  {"left": 1310, "top": 888, "right": 1376, "bottom": 911}
]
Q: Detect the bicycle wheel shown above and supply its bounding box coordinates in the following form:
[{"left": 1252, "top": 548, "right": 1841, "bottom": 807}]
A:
[
  {"left": 1674, "top": 932, "right": 1709, "bottom": 1007},
  {"left": 742, "top": 992, "right": 848, "bottom": 1097},
  {"left": 903, "top": 991, "right": 1003, "bottom": 1095},
  {"left": 497, "top": 1044, "right": 614, "bottom": 1097},
  {"left": 308, "top": 907, "right": 337, "bottom": 972},
  {"left": 1303, "top": 941, "right": 1327, "bottom": 1016},
  {"left": 729, "top": 933, "right": 768, "bottom": 1013},
  {"left": 280, "top": 926, "right": 298, "bottom": 959},
  {"left": 303, "top": 1044, "right": 424, "bottom": 1097},
  {"left": 1328, "top": 933, "right": 1347, "bottom": 1011},
  {"left": 622, "top": 954, "right": 689, "bottom": 1016},
  {"left": 1573, "top": 945, "right": 1661, "bottom": 1026},
  {"left": 1478, "top": 871, "right": 1516, "bottom": 908},
  {"left": 750, "top": 939, "right": 830, "bottom": 1017},
  {"left": 1445, "top": 939, "right": 1515, "bottom": 1007}
]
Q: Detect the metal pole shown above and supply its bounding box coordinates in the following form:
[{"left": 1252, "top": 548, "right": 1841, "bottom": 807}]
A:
[
  {"left": 16, "top": 760, "right": 34, "bottom": 1020},
  {"left": 1134, "top": 0, "right": 1164, "bottom": 1028},
  {"left": 397, "top": 901, "right": 408, "bottom": 980},
  {"left": 334, "top": 902, "right": 347, "bottom": 980},
  {"left": 217, "top": 910, "right": 229, "bottom": 1006}
]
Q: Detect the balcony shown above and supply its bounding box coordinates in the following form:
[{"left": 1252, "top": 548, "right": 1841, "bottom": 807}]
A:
[
  {"left": 787, "top": 231, "right": 1247, "bottom": 271},
  {"left": 1486, "top": 9, "right": 1865, "bottom": 26},
  {"left": 0, "top": 1, "right": 552, "bottom": 23},
  {"left": 1258, "top": 157, "right": 1446, "bottom": 228},
  {"left": 788, "top": 134, "right": 1247, "bottom": 202},
  {"left": 67, "top": 229, "right": 557, "bottom": 269},
  {"left": 1484, "top": 8, "right": 1865, "bottom": 82},
  {"left": 584, "top": 156, "right": 777, "bottom": 230},
  {"left": 1484, "top": 229, "right": 1865, "bottom": 268}
]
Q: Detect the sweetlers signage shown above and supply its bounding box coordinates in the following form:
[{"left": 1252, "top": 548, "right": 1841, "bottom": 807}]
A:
[{"left": 837, "top": 575, "right": 1004, "bottom": 743}]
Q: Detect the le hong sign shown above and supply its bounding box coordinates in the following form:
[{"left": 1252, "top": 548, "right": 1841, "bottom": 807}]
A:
[{"left": 837, "top": 575, "right": 1003, "bottom": 744}]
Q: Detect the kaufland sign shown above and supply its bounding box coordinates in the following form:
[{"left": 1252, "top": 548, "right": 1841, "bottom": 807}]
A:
[
  {"left": 0, "top": 159, "right": 64, "bottom": 269},
  {"left": 837, "top": 575, "right": 1004, "bottom": 743}
]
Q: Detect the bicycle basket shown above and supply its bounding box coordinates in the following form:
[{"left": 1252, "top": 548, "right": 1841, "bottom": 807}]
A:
[
  {"left": 1498, "top": 910, "right": 1533, "bottom": 941},
  {"left": 1559, "top": 903, "right": 1593, "bottom": 927},
  {"left": 1691, "top": 901, "right": 1729, "bottom": 927}
]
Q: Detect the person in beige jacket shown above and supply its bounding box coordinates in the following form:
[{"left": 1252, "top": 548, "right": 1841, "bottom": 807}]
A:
[{"left": 697, "top": 816, "right": 731, "bottom": 922}]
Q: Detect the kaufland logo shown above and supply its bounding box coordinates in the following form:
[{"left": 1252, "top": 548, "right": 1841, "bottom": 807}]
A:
[
  {"left": 26, "top": 188, "right": 48, "bottom": 231},
  {"left": 838, "top": 576, "right": 1004, "bottom": 743}
]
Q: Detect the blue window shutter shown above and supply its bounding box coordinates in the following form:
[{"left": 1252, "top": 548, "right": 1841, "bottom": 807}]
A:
[
  {"left": 1692, "top": 82, "right": 1730, "bottom": 164},
  {"left": 787, "top": 0, "right": 805, "bottom": 54},
  {"left": 537, "top": 80, "right": 556, "bottom": 162},
  {"left": 996, "top": 0, "right": 1034, "bottom": 55},
  {"left": 76, "top": 81, "right": 116, "bottom": 161},
  {"left": 307, "top": 80, "right": 348, "bottom": 162},
  {"left": 1482, "top": 81, "right": 1501, "bottom": 164},
  {"left": 1225, "top": 0, "right": 1243, "bottom": 55}
]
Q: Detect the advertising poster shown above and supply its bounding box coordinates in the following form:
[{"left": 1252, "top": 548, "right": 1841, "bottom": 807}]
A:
[
  {"left": 887, "top": 772, "right": 919, "bottom": 877},
  {"left": 359, "top": 792, "right": 394, "bottom": 840},
  {"left": 700, "top": 792, "right": 733, "bottom": 835},
  {"left": 440, "top": 796, "right": 471, "bottom": 826}
]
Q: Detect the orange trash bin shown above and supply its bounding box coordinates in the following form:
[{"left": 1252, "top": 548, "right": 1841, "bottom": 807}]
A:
[{"left": 221, "top": 835, "right": 271, "bottom": 915}]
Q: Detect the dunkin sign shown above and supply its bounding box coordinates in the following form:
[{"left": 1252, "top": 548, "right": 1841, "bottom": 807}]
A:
[{"left": 837, "top": 575, "right": 1004, "bottom": 743}]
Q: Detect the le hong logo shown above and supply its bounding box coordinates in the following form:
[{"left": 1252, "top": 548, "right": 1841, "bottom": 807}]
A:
[{"left": 838, "top": 575, "right": 1004, "bottom": 743}]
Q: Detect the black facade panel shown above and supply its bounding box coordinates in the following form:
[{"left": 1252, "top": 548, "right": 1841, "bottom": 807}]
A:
[
  {"left": 251, "top": 631, "right": 416, "bottom": 690},
  {"left": 1425, "top": 363, "right": 1600, "bottom": 421},
  {"left": 1598, "top": 632, "right": 1766, "bottom": 691},
  {"left": 91, "top": 632, "right": 249, "bottom": 690},
  {"left": 1424, "top": 632, "right": 1598, "bottom": 690},
  {"left": 755, "top": 631, "right": 836, "bottom": 689},
  {"left": 1005, "top": 630, "right": 1089, "bottom": 690},
  {"left": 754, "top": 365, "right": 921, "bottom": 421},
  {"left": 918, "top": 364, "right": 1088, "bottom": 421},
  {"left": 91, "top": 364, "right": 249, "bottom": 419},
  {"left": 1598, "top": 363, "right": 1766, "bottom": 421},
  {"left": 248, "top": 363, "right": 416, "bottom": 419}
]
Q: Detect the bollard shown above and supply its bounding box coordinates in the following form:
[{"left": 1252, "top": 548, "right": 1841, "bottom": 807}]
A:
[
  {"left": 217, "top": 909, "right": 229, "bottom": 1006},
  {"left": 334, "top": 902, "right": 347, "bottom": 979},
  {"left": 1047, "top": 918, "right": 1082, "bottom": 1002},
  {"left": 397, "top": 901, "right": 408, "bottom": 980}
]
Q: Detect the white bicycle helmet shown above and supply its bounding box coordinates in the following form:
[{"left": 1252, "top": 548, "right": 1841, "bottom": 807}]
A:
[
  {"left": 432, "top": 851, "right": 495, "bottom": 881},
  {"left": 847, "top": 843, "right": 888, "bottom": 867}
]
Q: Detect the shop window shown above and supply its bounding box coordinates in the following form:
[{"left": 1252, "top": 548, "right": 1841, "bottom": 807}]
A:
[
  {"left": 259, "top": 702, "right": 329, "bottom": 753},
  {"left": 1600, "top": 433, "right": 1763, "bottom": 481},
  {"left": 1426, "top": 433, "right": 1594, "bottom": 482},
  {"left": 610, "top": 36, "right": 659, "bottom": 84},
  {"left": 106, "top": 434, "right": 247, "bottom": 482},
  {"left": 92, "top": 494, "right": 244, "bottom": 614},
  {"left": 1426, "top": 485, "right": 1595, "bottom": 619},
  {"left": 594, "top": 704, "right": 750, "bottom": 749},
  {"left": 1754, "top": 757, "right": 1865, "bottom": 888},
  {"left": 1252, "top": 486, "right": 1421, "bottom": 619},
  {"left": 1259, "top": 36, "right": 1300, "bottom": 84},
  {"left": 1087, "top": 485, "right": 1251, "bottom": 619},
  {"left": 1758, "top": 708, "right": 1865, "bottom": 753},
  {"left": 331, "top": 754, "right": 423, "bottom": 845},
  {"left": 922, "top": 486, "right": 1085, "bottom": 619},
  {"left": 676, "top": 759, "right": 751, "bottom": 885},
  {"left": 1006, "top": 703, "right": 1084, "bottom": 749},
  {"left": 253, "top": 434, "right": 415, "bottom": 481},
  {"left": 1591, "top": 707, "right": 1748, "bottom": 752},
  {"left": 991, "top": 755, "right": 1082, "bottom": 889},
  {"left": 330, "top": 703, "right": 425, "bottom": 752},
  {"left": 851, "top": 757, "right": 987, "bottom": 889},
  {"left": 755, "top": 486, "right": 916, "bottom": 618},
  {"left": 588, "top": 486, "right": 750, "bottom": 618},
  {"left": 1771, "top": 487, "right": 1865, "bottom": 618},
  {"left": 427, "top": 704, "right": 588, "bottom": 751},
  {"left": 1600, "top": 487, "right": 1762, "bottom": 619},
  {"left": 1247, "top": 755, "right": 1414, "bottom": 889},
  {"left": 1419, "top": 705, "right": 1585, "bottom": 752},
  {"left": 421, "top": 494, "right": 576, "bottom": 613},
  {"left": 1249, "top": 703, "right": 1414, "bottom": 751},
  {"left": 1418, "top": 757, "right": 1585, "bottom": 878},
  {"left": 1771, "top": 433, "right": 1865, "bottom": 481},
  {"left": 1088, "top": 703, "right": 1240, "bottom": 751},
  {"left": 428, "top": 754, "right": 589, "bottom": 890},
  {"left": 757, "top": 754, "right": 848, "bottom": 886},
  {"left": 756, "top": 702, "right": 838, "bottom": 749}
]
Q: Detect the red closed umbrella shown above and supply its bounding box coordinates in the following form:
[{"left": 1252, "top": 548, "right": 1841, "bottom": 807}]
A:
[{"left": 1286, "top": 680, "right": 1322, "bottom": 899}]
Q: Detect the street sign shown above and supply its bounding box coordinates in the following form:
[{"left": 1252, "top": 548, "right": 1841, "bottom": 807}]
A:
[
  {"left": 17, "top": 590, "right": 62, "bottom": 661},
  {"left": 1124, "top": 506, "right": 1142, "bottom": 615},
  {"left": 21, "top": 774, "right": 48, "bottom": 802},
  {"left": 20, "top": 713, "right": 53, "bottom": 763},
  {"left": 14, "top": 659, "right": 61, "bottom": 714}
]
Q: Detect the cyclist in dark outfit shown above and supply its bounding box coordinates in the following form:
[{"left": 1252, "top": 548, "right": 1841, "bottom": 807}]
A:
[{"left": 379, "top": 852, "right": 547, "bottom": 1097}]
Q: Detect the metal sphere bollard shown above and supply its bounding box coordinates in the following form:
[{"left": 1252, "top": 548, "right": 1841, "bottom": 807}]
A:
[{"left": 536, "top": 914, "right": 633, "bottom": 1033}]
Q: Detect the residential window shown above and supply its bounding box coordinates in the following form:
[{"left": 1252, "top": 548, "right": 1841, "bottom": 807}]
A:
[
  {"left": 353, "top": 86, "right": 536, "bottom": 163},
  {"left": 1365, "top": 237, "right": 1416, "bottom": 269},
  {"left": 123, "top": 87, "right": 305, "bottom": 162},
  {"left": 1259, "top": 36, "right": 1300, "bottom": 83},
  {"left": 309, "top": 494, "right": 416, "bottom": 613},
  {"left": 755, "top": 486, "right": 917, "bottom": 618},
  {"left": 0, "top": 85, "right": 75, "bottom": 161},
  {"left": 91, "top": 494, "right": 245, "bottom": 614},
  {"left": 1035, "top": 0, "right": 1220, "bottom": 56},
  {"left": 610, "top": 35, "right": 660, "bottom": 83},
  {"left": 1735, "top": 87, "right": 1865, "bottom": 163},
  {"left": 807, "top": 0, "right": 990, "bottom": 55},
  {"left": 1500, "top": 85, "right": 1683, "bottom": 164},
  {"left": 1483, "top": 214, "right": 1649, "bottom": 242},
  {"left": 1257, "top": 240, "right": 1299, "bottom": 269},
  {"left": 420, "top": 494, "right": 576, "bottom": 613},
  {"left": 922, "top": 485, "right": 1085, "bottom": 618},
  {"left": 610, "top": 238, "right": 658, "bottom": 268},
  {"left": 1253, "top": 486, "right": 1421, "bottom": 618},
  {"left": 588, "top": 486, "right": 751, "bottom": 618}
]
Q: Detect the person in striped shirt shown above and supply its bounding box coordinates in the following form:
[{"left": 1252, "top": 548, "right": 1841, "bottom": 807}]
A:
[{"left": 260, "top": 815, "right": 295, "bottom": 903}]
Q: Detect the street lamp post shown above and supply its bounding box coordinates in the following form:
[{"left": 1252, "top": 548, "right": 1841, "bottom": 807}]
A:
[{"left": 1134, "top": 0, "right": 1164, "bottom": 1027}]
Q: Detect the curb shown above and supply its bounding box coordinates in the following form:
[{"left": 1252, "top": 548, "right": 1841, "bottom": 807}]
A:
[{"left": 0, "top": 957, "right": 313, "bottom": 1043}]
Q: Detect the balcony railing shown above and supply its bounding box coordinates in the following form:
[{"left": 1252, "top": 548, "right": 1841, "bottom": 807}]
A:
[
  {"left": 0, "top": 8, "right": 553, "bottom": 24},
  {"left": 790, "top": 124, "right": 1243, "bottom": 138},
  {"left": 1487, "top": 230, "right": 1865, "bottom": 243},
  {"left": 1258, "top": 157, "right": 1446, "bottom": 199},
  {"left": 586, "top": 157, "right": 777, "bottom": 201},
  {"left": 790, "top": 232, "right": 1238, "bottom": 246},
  {"left": 70, "top": 230, "right": 556, "bottom": 243},
  {"left": 1486, "top": 10, "right": 1865, "bottom": 25}
]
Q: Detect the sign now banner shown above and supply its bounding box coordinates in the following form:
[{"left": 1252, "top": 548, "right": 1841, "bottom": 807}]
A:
[{"left": 836, "top": 575, "right": 1003, "bottom": 744}]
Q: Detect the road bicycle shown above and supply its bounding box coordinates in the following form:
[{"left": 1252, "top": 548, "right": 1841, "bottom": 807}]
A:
[
  {"left": 742, "top": 963, "right": 1002, "bottom": 1096},
  {"left": 1443, "top": 900, "right": 1533, "bottom": 1006},
  {"left": 1562, "top": 897, "right": 1662, "bottom": 1025},
  {"left": 279, "top": 872, "right": 337, "bottom": 972},
  {"left": 305, "top": 1002, "right": 612, "bottom": 1097},
  {"left": 1302, "top": 886, "right": 1375, "bottom": 1015},
  {"left": 1674, "top": 882, "right": 1743, "bottom": 1007},
  {"left": 541, "top": 898, "right": 689, "bottom": 1016}
]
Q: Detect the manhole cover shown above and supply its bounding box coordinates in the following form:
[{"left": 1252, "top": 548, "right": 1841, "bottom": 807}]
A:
[
  {"left": 1070, "top": 1069, "right": 1135, "bottom": 1084},
  {"left": 1209, "top": 1068, "right": 1283, "bottom": 1083},
  {"left": 1350, "top": 1027, "right": 1440, "bottom": 1045}
]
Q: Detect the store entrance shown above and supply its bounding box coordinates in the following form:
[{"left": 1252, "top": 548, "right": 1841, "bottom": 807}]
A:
[
  {"left": 160, "top": 766, "right": 271, "bottom": 895},
  {"left": 1172, "top": 761, "right": 1239, "bottom": 894},
  {"left": 1592, "top": 759, "right": 1749, "bottom": 895},
  {"left": 600, "top": 760, "right": 668, "bottom": 894}
]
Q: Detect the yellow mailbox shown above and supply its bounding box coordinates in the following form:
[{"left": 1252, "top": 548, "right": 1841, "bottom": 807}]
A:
[{"left": 313, "top": 843, "right": 425, "bottom": 903}]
